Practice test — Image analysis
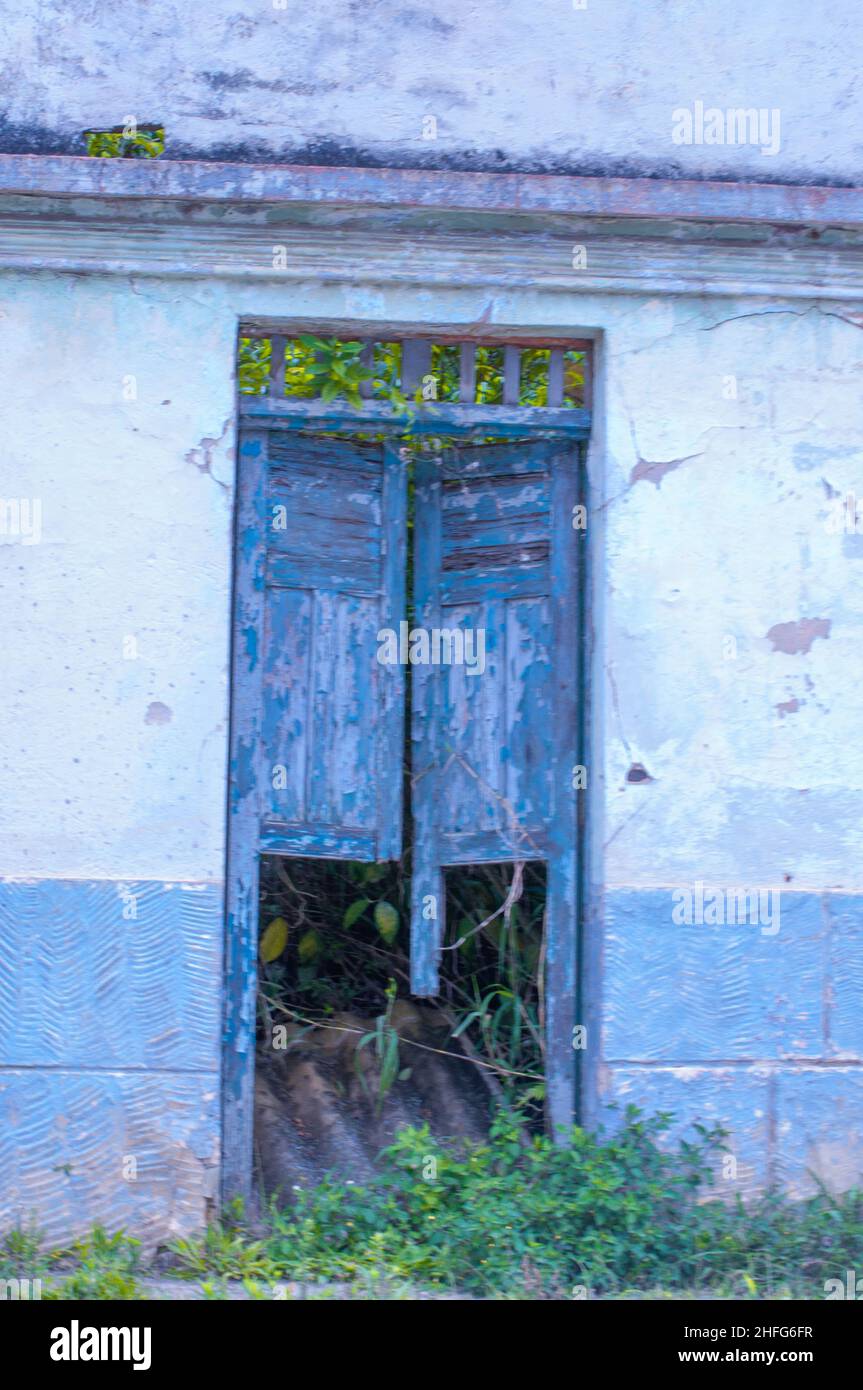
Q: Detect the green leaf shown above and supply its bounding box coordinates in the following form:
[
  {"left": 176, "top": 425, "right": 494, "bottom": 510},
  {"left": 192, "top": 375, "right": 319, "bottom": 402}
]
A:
[
  {"left": 374, "top": 901, "right": 399, "bottom": 945},
  {"left": 259, "top": 916, "right": 288, "bottom": 963},
  {"left": 343, "top": 898, "right": 370, "bottom": 929}
]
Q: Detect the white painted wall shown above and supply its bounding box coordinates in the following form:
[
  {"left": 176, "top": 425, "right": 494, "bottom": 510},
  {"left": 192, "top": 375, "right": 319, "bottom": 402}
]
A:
[
  {"left": 0, "top": 0, "right": 861, "bottom": 183},
  {"left": 0, "top": 272, "right": 237, "bottom": 880},
  {"left": 1, "top": 193, "right": 862, "bottom": 1224},
  {"left": 2, "top": 265, "right": 862, "bottom": 891}
]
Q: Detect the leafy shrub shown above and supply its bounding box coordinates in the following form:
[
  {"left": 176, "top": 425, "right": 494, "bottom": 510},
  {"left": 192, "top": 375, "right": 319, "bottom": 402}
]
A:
[
  {"left": 45, "top": 1228, "right": 144, "bottom": 1300},
  {"left": 255, "top": 1106, "right": 863, "bottom": 1297},
  {"left": 85, "top": 126, "right": 164, "bottom": 158},
  {"left": 9, "top": 1108, "right": 862, "bottom": 1297}
]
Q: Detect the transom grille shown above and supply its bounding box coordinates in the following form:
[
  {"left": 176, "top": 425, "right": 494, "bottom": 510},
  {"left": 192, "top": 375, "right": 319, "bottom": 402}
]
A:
[{"left": 239, "top": 334, "right": 591, "bottom": 412}]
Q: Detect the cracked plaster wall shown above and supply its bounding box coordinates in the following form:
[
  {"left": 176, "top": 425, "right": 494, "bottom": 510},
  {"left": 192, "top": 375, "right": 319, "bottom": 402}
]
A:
[
  {"left": 0, "top": 0, "right": 861, "bottom": 183},
  {"left": 3, "top": 273, "right": 861, "bottom": 893},
  {"left": 2, "top": 262, "right": 863, "bottom": 1220}
]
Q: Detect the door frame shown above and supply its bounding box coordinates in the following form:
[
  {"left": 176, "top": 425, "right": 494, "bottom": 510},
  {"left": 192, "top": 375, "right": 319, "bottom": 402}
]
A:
[{"left": 222, "top": 390, "right": 591, "bottom": 1204}]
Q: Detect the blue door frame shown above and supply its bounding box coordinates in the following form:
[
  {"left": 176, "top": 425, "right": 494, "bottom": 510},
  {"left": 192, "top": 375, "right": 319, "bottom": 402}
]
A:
[{"left": 222, "top": 397, "right": 590, "bottom": 1203}]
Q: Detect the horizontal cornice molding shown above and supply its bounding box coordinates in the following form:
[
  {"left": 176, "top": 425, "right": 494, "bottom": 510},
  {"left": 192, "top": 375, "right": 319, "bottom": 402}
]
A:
[
  {"left": 0, "top": 154, "right": 862, "bottom": 228},
  {"left": 0, "top": 214, "right": 861, "bottom": 300}
]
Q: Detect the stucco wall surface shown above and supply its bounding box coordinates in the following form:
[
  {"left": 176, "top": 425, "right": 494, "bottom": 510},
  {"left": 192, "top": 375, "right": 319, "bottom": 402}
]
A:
[
  {"left": 1, "top": 211, "right": 862, "bottom": 1234},
  {"left": 0, "top": 0, "right": 860, "bottom": 183}
]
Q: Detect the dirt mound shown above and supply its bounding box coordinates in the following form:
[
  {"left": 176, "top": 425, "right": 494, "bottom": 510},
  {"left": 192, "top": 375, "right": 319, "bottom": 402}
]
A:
[{"left": 254, "top": 1000, "right": 493, "bottom": 1198}]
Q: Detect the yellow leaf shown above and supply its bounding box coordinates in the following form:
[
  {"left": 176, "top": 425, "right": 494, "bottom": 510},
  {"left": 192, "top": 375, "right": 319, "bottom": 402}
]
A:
[
  {"left": 374, "top": 901, "right": 399, "bottom": 945},
  {"left": 298, "top": 929, "right": 320, "bottom": 963},
  {"left": 259, "top": 917, "right": 288, "bottom": 963}
]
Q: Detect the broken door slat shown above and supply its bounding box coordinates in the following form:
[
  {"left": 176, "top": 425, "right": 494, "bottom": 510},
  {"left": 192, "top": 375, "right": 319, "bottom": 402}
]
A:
[{"left": 260, "top": 824, "right": 377, "bottom": 859}]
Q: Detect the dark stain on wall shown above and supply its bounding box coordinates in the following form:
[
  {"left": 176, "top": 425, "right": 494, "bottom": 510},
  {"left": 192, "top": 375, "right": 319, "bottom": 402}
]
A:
[{"left": 0, "top": 117, "right": 860, "bottom": 187}]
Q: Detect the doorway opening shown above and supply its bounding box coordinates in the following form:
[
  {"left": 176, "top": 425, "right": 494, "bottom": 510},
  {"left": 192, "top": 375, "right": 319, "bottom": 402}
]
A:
[
  {"left": 224, "top": 327, "right": 590, "bottom": 1201},
  {"left": 253, "top": 854, "right": 547, "bottom": 1198}
]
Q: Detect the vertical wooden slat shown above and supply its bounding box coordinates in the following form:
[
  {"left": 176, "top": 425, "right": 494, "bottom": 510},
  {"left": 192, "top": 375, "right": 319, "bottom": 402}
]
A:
[
  {"left": 410, "top": 447, "right": 445, "bottom": 995},
  {"left": 222, "top": 426, "right": 270, "bottom": 1204},
  {"left": 402, "top": 338, "right": 432, "bottom": 396},
  {"left": 359, "top": 340, "right": 375, "bottom": 400},
  {"left": 547, "top": 348, "right": 565, "bottom": 407},
  {"left": 459, "top": 342, "right": 476, "bottom": 404},
  {"left": 377, "top": 442, "right": 408, "bottom": 859},
  {"left": 503, "top": 345, "right": 521, "bottom": 405},
  {"left": 579, "top": 350, "right": 592, "bottom": 410},
  {"left": 268, "top": 334, "right": 287, "bottom": 399},
  {"left": 545, "top": 443, "right": 581, "bottom": 1141}
]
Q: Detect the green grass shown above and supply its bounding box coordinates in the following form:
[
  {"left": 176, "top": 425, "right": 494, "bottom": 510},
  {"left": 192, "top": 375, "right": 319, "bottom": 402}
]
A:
[{"left": 3, "top": 1108, "right": 861, "bottom": 1300}]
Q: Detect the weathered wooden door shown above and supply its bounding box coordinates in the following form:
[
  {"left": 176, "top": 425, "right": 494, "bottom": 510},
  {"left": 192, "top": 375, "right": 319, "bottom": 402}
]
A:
[
  {"left": 224, "top": 416, "right": 584, "bottom": 1197},
  {"left": 223, "top": 429, "right": 406, "bottom": 1196},
  {"left": 410, "top": 439, "right": 581, "bottom": 1135}
]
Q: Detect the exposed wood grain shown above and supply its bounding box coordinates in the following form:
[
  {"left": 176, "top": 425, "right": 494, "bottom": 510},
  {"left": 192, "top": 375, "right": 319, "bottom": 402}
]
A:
[
  {"left": 378, "top": 443, "right": 408, "bottom": 859},
  {"left": 227, "top": 417, "right": 583, "bottom": 1180},
  {"left": 546, "top": 444, "right": 582, "bottom": 1141},
  {"left": 411, "top": 448, "right": 446, "bottom": 996},
  {"left": 223, "top": 428, "right": 270, "bottom": 1203},
  {"left": 240, "top": 396, "right": 591, "bottom": 438},
  {"left": 407, "top": 436, "right": 581, "bottom": 1128}
]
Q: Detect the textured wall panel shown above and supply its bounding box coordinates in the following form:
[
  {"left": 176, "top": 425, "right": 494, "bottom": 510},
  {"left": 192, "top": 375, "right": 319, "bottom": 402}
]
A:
[
  {"left": 0, "top": 1070, "right": 219, "bottom": 1247},
  {"left": 0, "top": 879, "right": 222, "bottom": 1070},
  {"left": 599, "top": 891, "right": 863, "bottom": 1195},
  {"left": 602, "top": 1065, "right": 771, "bottom": 1198},
  {"left": 774, "top": 1069, "right": 863, "bottom": 1198},
  {"left": 603, "top": 889, "right": 825, "bottom": 1061},
  {"left": 827, "top": 897, "right": 863, "bottom": 1059}
]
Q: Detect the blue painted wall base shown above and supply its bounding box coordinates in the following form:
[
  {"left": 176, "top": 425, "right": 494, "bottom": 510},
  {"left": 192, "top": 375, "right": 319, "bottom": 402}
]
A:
[
  {"left": 597, "top": 888, "right": 863, "bottom": 1197},
  {"left": 3, "top": 878, "right": 862, "bottom": 1242},
  {"left": 0, "top": 879, "right": 222, "bottom": 1245}
]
